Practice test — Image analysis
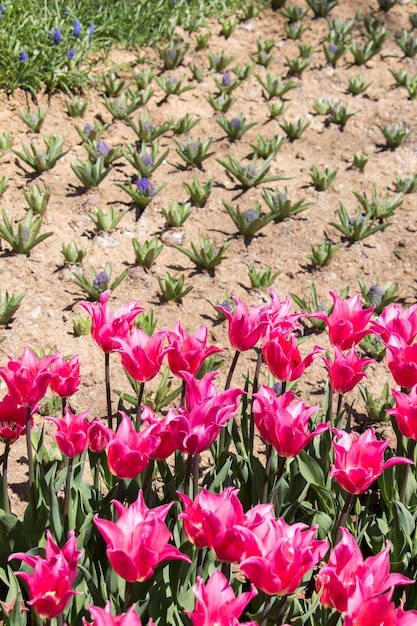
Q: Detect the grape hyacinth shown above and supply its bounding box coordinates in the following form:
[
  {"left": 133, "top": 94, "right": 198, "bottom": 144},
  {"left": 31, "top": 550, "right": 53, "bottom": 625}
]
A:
[
  {"left": 135, "top": 178, "right": 155, "bottom": 197},
  {"left": 19, "top": 50, "right": 28, "bottom": 63},
  {"left": 52, "top": 26, "right": 62, "bottom": 45},
  {"left": 96, "top": 141, "right": 110, "bottom": 157},
  {"left": 93, "top": 271, "right": 109, "bottom": 292},
  {"left": 73, "top": 18, "right": 81, "bottom": 37}
]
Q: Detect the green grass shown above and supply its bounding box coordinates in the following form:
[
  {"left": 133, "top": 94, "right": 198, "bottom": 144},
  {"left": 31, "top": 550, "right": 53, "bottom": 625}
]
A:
[{"left": 0, "top": 0, "right": 262, "bottom": 94}]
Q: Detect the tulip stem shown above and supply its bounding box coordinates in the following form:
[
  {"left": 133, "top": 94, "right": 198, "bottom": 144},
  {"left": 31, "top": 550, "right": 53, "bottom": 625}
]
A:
[
  {"left": 262, "top": 444, "right": 273, "bottom": 504},
  {"left": 26, "top": 406, "right": 34, "bottom": 490},
  {"left": 271, "top": 455, "right": 286, "bottom": 510},
  {"left": 185, "top": 453, "right": 193, "bottom": 498},
  {"left": 327, "top": 611, "right": 342, "bottom": 626},
  {"left": 335, "top": 393, "right": 343, "bottom": 426},
  {"left": 326, "top": 383, "right": 334, "bottom": 425},
  {"left": 181, "top": 379, "right": 186, "bottom": 407},
  {"left": 63, "top": 456, "right": 74, "bottom": 534},
  {"left": 193, "top": 453, "right": 200, "bottom": 499},
  {"left": 334, "top": 492, "right": 354, "bottom": 543},
  {"left": 125, "top": 580, "right": 134, "bottom": 611},
  {"left": 135, "top": 382, "right": 145, "bottom": 432},
  {"left": 260, "top": 595, "right": 272, "bottom": 626},
  {"left": 401, "top": 438, "right": 415, "bottom": 505},
  {"left": 225, "top": 349, "right": 240, "bottom": 391},
  {"left": 56, "top": 612, "right": 64, "bottom": 626},
  {"left": 61, "top": 396, "right": 67, "bottom": 418},
  {"left": 2, "top": 443, "right": 10, "bottom": 515},
  {"left": 105, "top": 352, "right": 112, "bottom": 429}
]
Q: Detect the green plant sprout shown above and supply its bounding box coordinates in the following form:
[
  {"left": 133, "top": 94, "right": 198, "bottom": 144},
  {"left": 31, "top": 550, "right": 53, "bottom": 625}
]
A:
[
  {"left": 329, "top": 205, "right": 390, "bottom": 242},
  {"left": 347, "top": 74, "right": 371, "bottom": 95},
  {"left": 0, "top": 130, "right": 13, "bottom": 152},
  {"left": 66, "top": 95, "right": 88, "bottom": 118},
  {"left": 349, "top": 40, "right": 379, "bottom": 65},
  {"left": 396, "top": 30, "right": 417, "bottom": 57},
  {"left": 169, "top": 113, "right": 200, "bottom": 135},
  {"left": 249, "top": 134, "right": 285, "bottom": 158},
  {"left": 351, "top": 152, "right": 370, "bottom": 172},
  {"left": 359, "top": 383, "right": 393, "bottom": 421},
  {"left": 61, "top": 241, "right": 89, "bottom": 264},
  {"left": 394, "top": 173, "right": 417, "bottom": 194},
  {"left": 158, "top": 42, "right": 189, "bottom": 69},
  {"left": 255, "top": 73, "right": 298, "bottom": 99},
  {"left": 174, "top": 137, "right": 214, "bottom": 168},
  {"left": 216, "top": 114, "right": 256, "bottom": 141},
  {"left": 0, "top": 209, "right": 53, "bottom": 255},
  {"left": 75, "top": 122, "right": 108, "bottom": 143},
  {"left": 205, "top": 93, "right": 238, "bottom": 113},
  {"left": 183, "top": 177, "right": 214, "bottom": 207},
  {"left": 83, "top": 139, "right": 123, "bottom": 167},
  {"left": 157, "top": 272, "right": 193, "bottom": 303},
  {"left": 261, "top": 187, "right": 311, "bottom": 221},
  {"left": 248, "top": 265, "right": 280, "bottom": 289},
  {"left": 213, "top": 72, "right": 243, "bottom": 95},
  {"left": 314, "top": 98, "right": 358, "bottom": 128},
  {"left": 175, "top": 235, "right": 231, "bottom": 272},
  {"left": 73, "top": 263, "right": 128, "bottom": 300},
  {"left": 327, "top": 16, "right": 354, "bottom": 45},
  {"left": 285, "top": 54, "right": 311, "bottom": 75},
  {"left": 19, "top": 107, "right": 48, "bottom": 133},
  {"left": 220, "top": 17, "right": 237, "bottom": 38},
  {"left": 285, "top": 20, "right": 308, "bottom": 40},
  {"left": 124, "top": 141, "right": 169, "bottom": 177},
  {"left": 281, "top": 3, "right": 308, "bottom": 22},
  {"left": 359, "top": 334, "right": 387, "bottom": 362},
  {"left": 217, "top": 154, "right": 285, "bottom": 188},
  {"left": 100, "top": 72, "right": 126, "bottom": 97},
  {"left": 190, "top": 65, "right": 205, "bottom": 83},
  {"left": 0, "top": 177, "right": 8, "bottom": 198},
  {"left": 232, "top": 62, "right": 254, "bottom": 81},
  {"left": 279, "top": 117, "right": 310, "bottom": 141},
  {"left": 390, "top": 69, "right": 409, "bottom": 87},
  {"left": 223, "top": 201, "right": 275, "bottom": 239},
  {"left": 72, "top": 314, "right": 92, "bottom": 337},
  {"left": 309, "top": 165, "right": 338, "bottom": 191},
  {"left": 126, "top": 112, "right": 171, "bottom": 142},
  {"left": 133, "top": 68, "right": 154, "bottom": 90},
  {"left": 13, "top": 135, "right": 68, "bottom": 173},
  {"left": 162, "top": 201, "right": 192, "bottom": 228},
  {"left": 195, "top": 32, "right": 210, "bottom": 50},
  {"left": 207, "top": 294, "right": 236, "bottom": 321},
  {"left": 87, "top": 206, "right": 127, "bottom": 232},
  {"left": 378, "top": 123, "right": 413, "bottom": 149},
  {"left": 377, "top": 0, "right": 399, "bottom": 11},
  {"left": 352, "top": 184, "right": 403, "bottom": 221},
  {"left": 291, "top": 284, "right": 329, "bottom": 332},
  {"left": 155, "top": 74, "right": 195, "bottom": 97},
  {"left": 404, "top": 74, "right": 417, "bottom": 99},
  {"left": 102, "top": 88, "right": 151, "bottom": 120},
  {"left": 134, "top": 310, "right": 157, "bottom": 336},
  {"left": 23, "top": 185, "right": 51, "bottom": 216},
  {"left": 323, "top": 42, "right": 346, "bottom": 67},
  {"left": 358, "top": 277, "right": 399, "bottom": 314},
  {"left": 208, "top": 50, "right": 235, "bottom": 72},
  {"left": 132, "top": 237, "right": 164, "bottom": 270},
  {"left": 0, "top": 290, "right": 26, "bottom": 325},
  {"left": 307, "top": 238, "right": 342, "bottom": 267},
  {"left": 249, "top": 47, "right": 275, "bottom": 67},
  {"left": 117, "top": 178, "right": 166, "bottom": 211},
  {"left": 267, "top": 101, "right": 291, "bottom": 119},
  {"left": 306, "top": 0, "right": 339, "bottom": 17},
  {"left": 240, "top": 1, "right": 261, "bottom": 19},
  {"left": 71, "top": 157, "right": 112, "bottom": 190}
]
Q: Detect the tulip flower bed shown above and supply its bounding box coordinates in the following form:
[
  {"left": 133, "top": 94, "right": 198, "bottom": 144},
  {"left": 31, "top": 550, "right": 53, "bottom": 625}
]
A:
[{"left": 2, "top": 0, "right": 417, "bottom": 624}]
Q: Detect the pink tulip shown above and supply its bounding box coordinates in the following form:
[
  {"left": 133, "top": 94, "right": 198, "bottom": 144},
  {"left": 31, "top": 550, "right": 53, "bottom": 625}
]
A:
[
  {"left": 262, "top": 329, "right": 324, "bottom": 382},
  {"left": 10, "top": 531, "right": 81, "bottom": 619},
  {"left": 186, "top": 570, "right": 258, "bottom": 626},
  {"left": 49, "top": 351, "right": 81, "bottom": 398},
  {"left": 323, "top": 291, "right": 375, "bottom": 350},
  {"left": 216, "top": 296, "right": 268, "bottom": 352},
  {"left": 344, "top": 586, "right": 417, "bottom": 626},
  {"left": 376, "top": 302, "right": 417, "bottom": 345},
  {"left": 322, "top": 346, "right": 374, "bottom": 395},
  {"left": 389, "top": 385, "right": 417, "bottom": 440},
  {"left": 88, "top": 420, "right": 113, "bottom": 453},
  {"left": 80, "top": 290, "right": 144, "bottom": 354},
  {"left": 316, "top": 528, "right": 413, "bottom": 614},
  {"left": 0, "top": 346, "right": 53, "bottom": 408},
  {"left": 106, "top": 412, "right": 159, "bottom": 479},
  {"left": 171, "top": 372, "right": 243, "bottom": 454},
  {"left": 385, "top": 335, "right": 417, "bottom": 389},
  {"left": 141, "top": 405, "right": 182, "bottom": 460},
  {"left": 239, "top": 518, "right": 329, "bottom": 596},
  {"left": 252, "top": 386, "right": 327, "bottom": 457},
  {"left": 166, "top": 321, "right": 222, "bottom": 378},
  {"left": 113, "top": 327, "right": 169, "bottom": 382},
  {"left": 263, "top": 290, "right": 303, "bottom": 335},
  {"left": 331, "top": 428, "right": 413, "bottom": 495},
  {"left": 94, "top": 490, "right": 191, "bottom": 583},
  {"left": 83, "top": 601, "right": 145, "bottom": 626},
  {"left": 47, "top": 408, "right": 90, "bottom": 458},
  {"left": 178, "top": 486, "right": 274, "bottom": 562},
  {"left": 0, "top": 393, "right": 30, "bottom": 444}
]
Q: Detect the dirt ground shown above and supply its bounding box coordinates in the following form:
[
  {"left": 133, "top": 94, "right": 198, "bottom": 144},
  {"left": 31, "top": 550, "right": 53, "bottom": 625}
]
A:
[{"left": 1, "top": 0, "right": 417, "bottom": 516}]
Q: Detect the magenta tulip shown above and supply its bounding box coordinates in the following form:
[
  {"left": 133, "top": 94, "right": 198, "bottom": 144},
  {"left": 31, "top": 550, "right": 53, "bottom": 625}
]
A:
[
  {"left": 106, "top": 412, "right": 159, "bottom": 479},
  {"left": 113, "top": 327, "right": 169, "bottom": 382},
  {"left": 216, "top": 296, "right": 268, "bottom": 352},
  {"left": 83, "top": 601, "right": 149, "bottom": 626},
  {"left": 166, "top": 321, "right": 222, "bottom": 378},
  {"left": 94, "top": 490, "right": 191, "bottom": 582},
  {"left": 322, "top": 291, "right": 375, "bottom": 350},
  {"left": 0, "top": 393, "right": 30, "bottom": 444},
  {"left": 389, "top": 386, "right": 417, "bottom": 440},
  {"left": 331, "top": 428, "right": 413, "bottom": 495},
  {"left": 385, "top": 335, "right": 417, "bottom": 389},
  {"left": 322, "top": 346, "right": 374, "bottom": 395},
  {"left": 262, "top": 329, "right": 324, "bottom": 382},
  {"left": 47, "top": 408, "right": 90, "bottom": 458},
  {"left": 49, "top": 351, "right": 81, "bottom": 398},
  {"left": 0, "top": 346, "right": 53, "bottom": 408}
]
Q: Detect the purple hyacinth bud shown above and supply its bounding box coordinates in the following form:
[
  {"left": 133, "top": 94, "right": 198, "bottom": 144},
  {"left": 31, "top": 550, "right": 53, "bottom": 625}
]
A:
[
  {"left": 67, "top": 48, "right": 76, "bottom": 60},
  {"left": 243, "top": 209, "right": 258, "bottom": 224},
  {"left": 183, "top": 141, "right": 199, "bottom": 158},
  {"left": 73, "top": 18, "right": 81, "bottom": 37},
  {"left": 19, "top": 50, "right": 28, "bottom": 63},
  {"left": 142, "top": 120, "right": 154, "bottom": 133},
  {"left": 328, "top": 43, "right": 338, "bottom": 54},
  {"left": 88, "top": 24, "right": 95, "bottom": 36},
  {"left": 272, "top": 381, "right": 283, "bottom": 396},
  {"left": 83, "top": 123, "right": 94, "bottom": 136},
  {"left": 273, "top": 192, "right": 288, "bottom": 208},
  {"left": 141, "top": 153, "right": 154, "bottom": 167},
  {"left": 52, "top": 26, "right": 62, "bottom": 45},
  {"left": 230, "top": 117, "right": 243, "bottom": 131},
  {"left": 222, "top": 72, "right": 232, "bottom": 87},
  {"left": 349, "top": 214, "right": 365, "bottom": 227},
  {"left": 167, "top": 75, "right": 179, "bottom": 88},
  {"left": 367, "top": 284, "right": 385, "bottom": 307},
  {"left": 245, "top": 164, "right": 258, "bottom": 180},
  {"left": 96, "top": 140, "right": 110, "bottom": 157},
  {"left": 166, "top": 48, "right": 177, "bottom": 62},
  {"left": 93, "top": 271, "right": 109, "bottom": 291},
  {"left": 135, "top": 178, "right": 155, "bottom": 197}
]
